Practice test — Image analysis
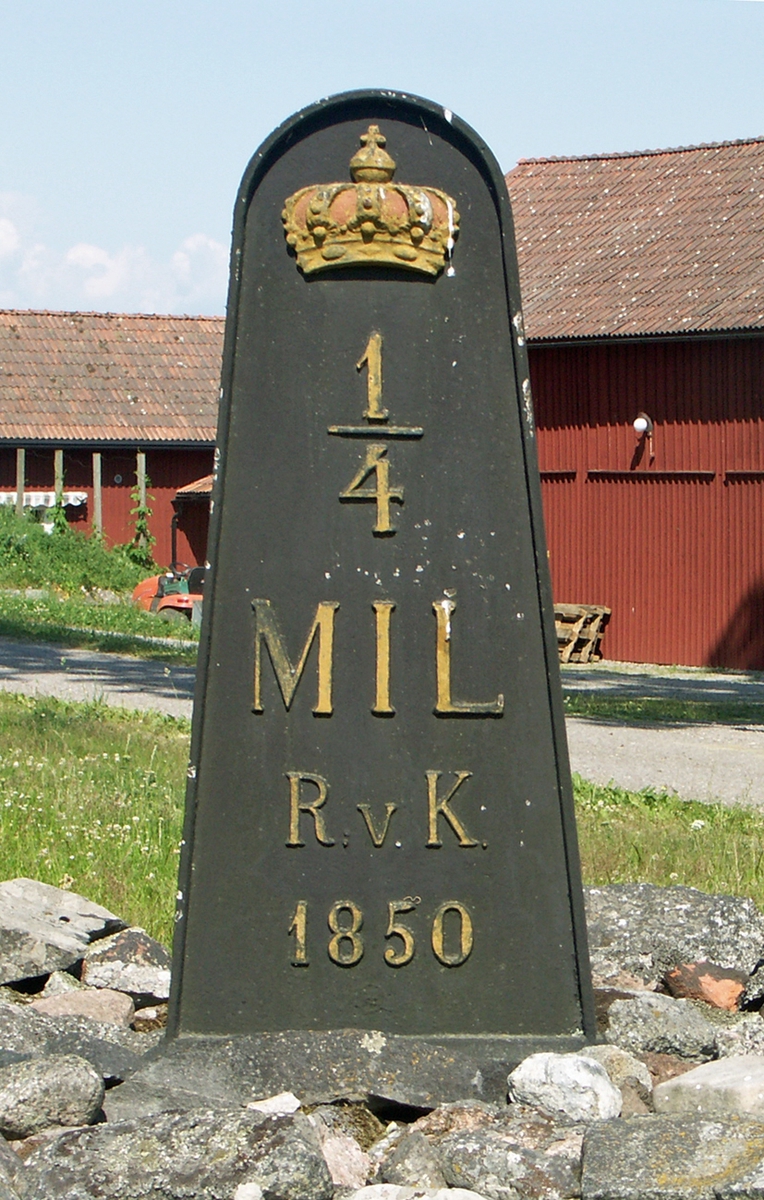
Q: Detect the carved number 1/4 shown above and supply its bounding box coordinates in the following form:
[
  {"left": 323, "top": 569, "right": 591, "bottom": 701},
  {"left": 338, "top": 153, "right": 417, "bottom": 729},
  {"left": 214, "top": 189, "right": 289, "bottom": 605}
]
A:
[{"left": 288, "top": 899, "right": 473, "bottom": 968}]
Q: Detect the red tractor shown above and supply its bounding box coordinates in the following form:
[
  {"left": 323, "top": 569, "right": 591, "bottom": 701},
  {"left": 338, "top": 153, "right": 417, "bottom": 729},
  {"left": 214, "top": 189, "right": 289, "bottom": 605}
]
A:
[{"left": 132, "top": 565, "right": 205, "bottom": 624}]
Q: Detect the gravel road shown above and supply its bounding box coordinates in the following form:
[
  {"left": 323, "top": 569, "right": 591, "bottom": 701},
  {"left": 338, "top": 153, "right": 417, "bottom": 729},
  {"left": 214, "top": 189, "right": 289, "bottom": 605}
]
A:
[{"left": 1, "top": 637, "right": 762, "bottom": 809}]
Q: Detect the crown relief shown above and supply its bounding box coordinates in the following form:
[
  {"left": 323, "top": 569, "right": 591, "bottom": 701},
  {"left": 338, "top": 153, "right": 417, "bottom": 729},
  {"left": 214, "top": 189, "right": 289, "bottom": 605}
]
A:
[{"left": 281, "top": 125, "right": 460, "bottom": 277}]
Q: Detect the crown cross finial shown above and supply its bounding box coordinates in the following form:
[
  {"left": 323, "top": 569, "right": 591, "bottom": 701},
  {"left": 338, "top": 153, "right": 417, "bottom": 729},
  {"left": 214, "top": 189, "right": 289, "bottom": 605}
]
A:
[
  {"left": 282, "top": 124, "right": 460, "bottom": 277},
  {"left": 350, "top": 125, "right": 396, "bottom": 183}
]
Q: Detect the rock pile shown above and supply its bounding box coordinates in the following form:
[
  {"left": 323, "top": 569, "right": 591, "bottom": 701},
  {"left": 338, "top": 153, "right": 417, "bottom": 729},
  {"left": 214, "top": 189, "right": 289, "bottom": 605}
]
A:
[{"left": 3, "top": 878, "right": 764, "bottom": 1197}]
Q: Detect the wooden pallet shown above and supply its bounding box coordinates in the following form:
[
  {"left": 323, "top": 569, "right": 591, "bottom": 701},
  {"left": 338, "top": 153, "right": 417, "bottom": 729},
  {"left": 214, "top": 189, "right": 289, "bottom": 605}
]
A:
[{"left": 555, "top": 603, "right": 611, "bottom": 664}]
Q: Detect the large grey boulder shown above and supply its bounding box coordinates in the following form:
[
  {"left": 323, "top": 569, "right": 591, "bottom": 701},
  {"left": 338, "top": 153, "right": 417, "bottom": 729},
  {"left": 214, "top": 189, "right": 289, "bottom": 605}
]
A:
[
  {"left": 0, "top": 995, "right": 159, "bottom": 1081},
  {"left": 581, "top": 1114, "right": 764, "bottom": 1199},
  {"left": 14, "top": 1108, "right": 333, "bottom": 1200},
  {"left": 605, "top": 993, "right": 720, "bottom": 1060},
  {"left": 584, "top": 884, "right": 764, "bottom": 987},
  {"left": 438, "top": 1124, "right": 583, "bottom": 1199},
  {"left": 0, "top": 1054, "right": 103, "bottom": 1138},
  {"left": 654, "top": 1056, "right": 764, "bottom": 1118},
  {"left": 81, "top": 927, "right": 171, "bottom": 1005},
  {"left": 0, "top": 879, "right": 125, "bottom": 985},
  {"left": 508, "top": 1052, "right": 622, "bottom": 1120}
]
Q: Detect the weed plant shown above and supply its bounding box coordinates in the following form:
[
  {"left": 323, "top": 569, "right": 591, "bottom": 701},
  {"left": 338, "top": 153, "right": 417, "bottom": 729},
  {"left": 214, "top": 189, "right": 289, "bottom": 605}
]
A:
[{"left": 0, "top": 506, "right": 149, "bottom": 594}]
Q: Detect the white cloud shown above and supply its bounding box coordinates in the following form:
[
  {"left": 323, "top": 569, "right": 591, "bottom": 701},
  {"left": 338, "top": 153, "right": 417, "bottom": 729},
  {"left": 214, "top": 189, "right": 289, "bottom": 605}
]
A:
[
  {"left": 0, "top": 203, "right": 227, "bottom": 315},
  {"left": 0, "top": 219, "right": 20, "bottom": 259}
]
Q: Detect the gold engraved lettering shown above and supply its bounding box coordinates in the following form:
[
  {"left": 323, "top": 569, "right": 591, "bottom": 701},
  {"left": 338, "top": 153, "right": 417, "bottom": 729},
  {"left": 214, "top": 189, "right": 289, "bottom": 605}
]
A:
[
  {"left": 288, "top": 900, "right": 309, "bottom": 965},
  {"left": 252, "top": 599, "right": 338, "bottom": 714},
  {"left": 426, "top": 770, "right": 478, "bottom": 848},
  {"left": 372, "top": 600, "right": 395, "bottom": 714},
  {"left": 432, "top": 599, "right": 504, "bottom": 716},
  {"left": 327, "top": 900, "right": 364, "bottom": 966},
  {"left": 339, "top": 443, "right": 403, "bottom": 535},
  {"left": 358, "top": 332, "right": 388, "bottom": 421},
  {"left": 384, "top": 899, "right": 417, "bottom": 967},
  {"left": 286, "top": 772, "right": 335, "bottom": 847},
  {"left": 357, "top": 802, "right": 398, "bottom": 847},
  {"left": 431, "top": 901, "right": 474, "bottom": 966}
]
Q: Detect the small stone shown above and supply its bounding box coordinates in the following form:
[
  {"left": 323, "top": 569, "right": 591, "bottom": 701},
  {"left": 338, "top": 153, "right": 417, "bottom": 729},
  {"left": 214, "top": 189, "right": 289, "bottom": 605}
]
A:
[
  {"left": 309, "top": 1102, "right": 385, "bottom": 1151},
  {"left": 642, "top": 1050, "right": 698, "bottom": 1088},
  {"left": 605, "top": 992, "right": 719, "bottom": 1060},
  {"left": 0, "top": 878, "right": 125, "bottom": 986},
  {"left": 39, "top": 971, "right": 86, "bottom": 998},
  {"left": 664, "top": 961, "right": 748, "bottom": 1010},
  {"left": 619, "top": 1083, "right": 651, "bottom": 1116},
  {"left": 31, "top": 988, "right": 134, "bottom": 1027},
  {"left": 345, "top": 1190, "right": 490, "bottom": 1200},
  {"left": 654, "top": 1055, "right": 764, "bottom": 1118},
  {"left": 247, "top": 1090, "right": 301, "bottom": 1115},
  {"left": 508, "top": 1052, "right": 622, "bottom": 1120},
  {"left": 81, "top": 927, "right": 171, "bottom": 1004},
  {"left": 131, "top": 1002, "right": 168, "bottom": 1032},
  {"left": 716, "top": 1015, "right": 764, "bottom": 1058},
  {"left": 743, "top": 964, "right": 764, "bottom": 1010},
  {"left": 321, "top": 1133, "right": 371, "bottom": 1189},
  {"left": 411, "top": 1101, "right": 503, "bottom": 1141},
  {"left": 575, "top": 1043, "right": 653, "bottom": 1102},
  {"left": 0, "top": 1054, "right": 103, "bottom": 1138},
  {"left": 581, "top": 1114, "right": 764, "bottom": 1199},
  {"left": 381, "top": 1131, "right": 448, "bottom": 1189}
]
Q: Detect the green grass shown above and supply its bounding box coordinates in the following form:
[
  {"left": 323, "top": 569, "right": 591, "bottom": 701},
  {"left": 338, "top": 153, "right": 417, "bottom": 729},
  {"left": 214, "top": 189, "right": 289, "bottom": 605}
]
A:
[
  {"left": 0, "top": 693, "right": 189, "bottom": 946},
  {"left": 563, "top": 693, "right": 764, "bottom": 726},
  {"left": 0, "top": 693, "right": 763, "bottom": 957},
  {"left": 575, "top": 773, "right": 764, "bottom": 907},
  {"left": 0, "top": 591, "right": 198, "bottom": 665}
]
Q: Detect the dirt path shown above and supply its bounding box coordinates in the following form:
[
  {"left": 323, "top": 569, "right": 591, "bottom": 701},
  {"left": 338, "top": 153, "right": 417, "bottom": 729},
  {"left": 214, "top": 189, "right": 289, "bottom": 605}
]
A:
[{"left": 1, "top": 637, "right": 762, "bottom": 808}]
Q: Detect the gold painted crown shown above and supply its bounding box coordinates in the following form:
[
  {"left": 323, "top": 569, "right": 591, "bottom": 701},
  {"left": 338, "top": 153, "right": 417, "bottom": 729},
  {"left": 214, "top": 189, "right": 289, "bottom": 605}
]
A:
[{"left": 282, "top": 125, "right": 460, "bottom": 277}]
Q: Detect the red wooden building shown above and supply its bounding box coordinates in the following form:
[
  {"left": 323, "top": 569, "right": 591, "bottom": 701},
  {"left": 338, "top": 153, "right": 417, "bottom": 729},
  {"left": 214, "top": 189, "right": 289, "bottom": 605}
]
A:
[
  {"left": 506, "top": 137, "right": 764, "bottom": 669},
  {"left": 0, "top": 310, "right": 222, "bottom": 568}
]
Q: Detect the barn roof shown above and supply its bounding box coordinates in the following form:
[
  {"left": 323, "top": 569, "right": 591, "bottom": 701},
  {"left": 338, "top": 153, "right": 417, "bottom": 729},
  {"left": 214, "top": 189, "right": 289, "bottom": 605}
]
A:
[
  {"left": 0, "top": 309, "right": 223, "bottom": 445},
  {"left": 506, "top": 136, "right": 764, "bottom": 341}
]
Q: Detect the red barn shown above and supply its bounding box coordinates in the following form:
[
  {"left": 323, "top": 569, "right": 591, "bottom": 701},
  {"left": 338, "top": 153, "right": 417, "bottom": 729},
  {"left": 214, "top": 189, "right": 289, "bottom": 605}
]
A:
[
  {"left": 506, "top": 137, "right": 764, "bottom": 669},
  {"left": 0, "top": 310, "right": 223, "bottom": 568}
]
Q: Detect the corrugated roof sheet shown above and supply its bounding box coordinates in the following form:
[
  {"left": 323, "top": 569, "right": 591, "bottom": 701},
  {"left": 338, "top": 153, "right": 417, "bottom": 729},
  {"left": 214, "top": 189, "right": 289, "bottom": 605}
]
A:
[
  {"left": 0, "top": 310, "right": 223, "bottom": 443},
  {"left": 505, "top": 137, "right": 764, "bottom": 340}
]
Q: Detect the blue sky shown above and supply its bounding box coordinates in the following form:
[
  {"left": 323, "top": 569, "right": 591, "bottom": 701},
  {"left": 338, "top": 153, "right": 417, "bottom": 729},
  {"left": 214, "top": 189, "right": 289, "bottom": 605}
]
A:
[{"left": 0, "top": 0, "right": 762, "bottom": 315}]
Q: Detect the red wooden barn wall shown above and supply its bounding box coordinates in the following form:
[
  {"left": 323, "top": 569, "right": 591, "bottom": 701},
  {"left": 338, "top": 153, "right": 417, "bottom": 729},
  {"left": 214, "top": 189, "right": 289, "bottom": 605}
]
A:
[
  {"left": 529, "top": 335, "right": 764, "bottom": 669},
  {"left": 0, "top": 446, "right": 213, "bottom": 569}
]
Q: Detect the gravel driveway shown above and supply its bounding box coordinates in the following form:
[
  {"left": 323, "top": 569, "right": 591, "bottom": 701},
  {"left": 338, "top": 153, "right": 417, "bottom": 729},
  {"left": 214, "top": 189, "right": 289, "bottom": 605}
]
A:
[{"left": 1, "top": 637, "right": 762, "bottom": 809}]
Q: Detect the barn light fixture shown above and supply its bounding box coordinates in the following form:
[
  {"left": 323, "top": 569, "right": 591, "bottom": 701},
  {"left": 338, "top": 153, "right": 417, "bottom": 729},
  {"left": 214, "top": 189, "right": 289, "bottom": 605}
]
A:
[
  {"left": 633, "top": 412, "right": 653, "bottom": 436},
  {"left": 632, "top": 411, "right": 655, "bottom": 462}
]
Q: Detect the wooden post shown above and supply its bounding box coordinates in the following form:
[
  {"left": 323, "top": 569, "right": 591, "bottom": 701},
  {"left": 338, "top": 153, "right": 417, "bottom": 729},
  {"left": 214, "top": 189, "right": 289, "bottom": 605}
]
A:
[
  {"left": 136, "top": 449, "right": 147, "bottom": 548},
  {"left": 15, "top": 448, "right": 25, "bottom": 518},
  {"left": 92, "top": 451, "right": 103, "bottom": 536},
  {"left": 136, "top": 449, "right": 147, "bottom": 509},
  {"left": 54, "top": 449, "right": 64, "bottom": 502}
]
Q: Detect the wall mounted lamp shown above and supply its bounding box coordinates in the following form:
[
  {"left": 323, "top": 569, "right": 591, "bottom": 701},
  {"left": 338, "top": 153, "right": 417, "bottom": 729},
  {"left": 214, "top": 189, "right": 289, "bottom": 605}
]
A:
[{"left": 633, "top": 411, "right": 655, "bottom": 461}]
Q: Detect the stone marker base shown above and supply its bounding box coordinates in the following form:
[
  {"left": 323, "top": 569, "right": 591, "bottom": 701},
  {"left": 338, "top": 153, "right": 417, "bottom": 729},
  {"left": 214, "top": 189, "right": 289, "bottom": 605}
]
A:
[{"left": 104, "top": 1030, "right": 590, "bottom": 1121}]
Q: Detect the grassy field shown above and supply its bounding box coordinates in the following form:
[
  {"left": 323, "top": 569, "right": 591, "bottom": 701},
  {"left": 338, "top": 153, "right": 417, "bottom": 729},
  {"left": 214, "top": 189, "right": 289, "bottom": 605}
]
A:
[
  {"left": 0, "top": 590, "right": 198, "bottom": 665},
  {"left": 564, "top": 692, "right": 764, "bottom": 726},
  {"left": 0, "top": 691, "right": 763, "bottom": 951},
  {"left": 0, "top": 693, "right": 188, "bottom": 945}
]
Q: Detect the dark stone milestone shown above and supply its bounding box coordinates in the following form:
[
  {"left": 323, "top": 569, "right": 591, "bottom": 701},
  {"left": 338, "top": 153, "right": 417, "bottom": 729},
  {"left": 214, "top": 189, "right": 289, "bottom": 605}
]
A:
[{"left": 168, "top": 91, "right": 595, "bottom": 1068}]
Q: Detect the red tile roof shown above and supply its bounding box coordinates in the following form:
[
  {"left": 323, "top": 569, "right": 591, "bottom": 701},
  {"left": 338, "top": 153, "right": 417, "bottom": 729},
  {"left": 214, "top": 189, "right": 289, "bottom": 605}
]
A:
[
  {"left": 175, "top": 473, "right": 213, "bottom": 497},
  {"left": 506, "top": 137, "right": 764, "bottom": 340},
  {"left": 0, "top": 310, "right": 223, "bottom": 444}
]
